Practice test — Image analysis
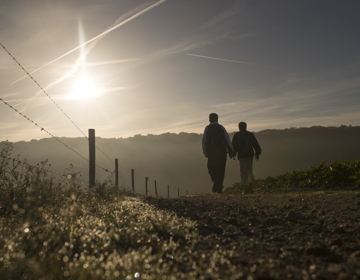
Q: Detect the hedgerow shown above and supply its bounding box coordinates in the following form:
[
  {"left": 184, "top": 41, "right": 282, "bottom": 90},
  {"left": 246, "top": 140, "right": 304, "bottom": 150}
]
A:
[{"left": 225, "top": 160, "right": 360, "bottom": 194}]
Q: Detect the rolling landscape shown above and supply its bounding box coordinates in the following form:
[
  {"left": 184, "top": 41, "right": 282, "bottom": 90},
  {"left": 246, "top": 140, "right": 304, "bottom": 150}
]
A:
[
  {"left": 1, "top": 125, "right": 360, "bottom": 279},
  {"left": 2, "top": 125, "right": 360, "bottom": 196},
  {"left": 1, "top": 0, "right": 360, "bottom": 279}
]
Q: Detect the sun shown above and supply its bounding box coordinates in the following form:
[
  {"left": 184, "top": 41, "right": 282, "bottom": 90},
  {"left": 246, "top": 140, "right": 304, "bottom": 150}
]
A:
[{"left": 71, "top": 76, "right": 100, "bottom": 100}]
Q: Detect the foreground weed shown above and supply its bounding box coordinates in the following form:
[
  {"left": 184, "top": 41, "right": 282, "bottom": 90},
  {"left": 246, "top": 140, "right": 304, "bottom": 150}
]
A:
[{"left": 0, "top": 190, "right": 197, "bottom": 279}]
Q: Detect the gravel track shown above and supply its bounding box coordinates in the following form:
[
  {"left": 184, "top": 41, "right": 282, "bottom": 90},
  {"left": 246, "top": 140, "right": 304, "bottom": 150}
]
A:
[{"left": 144, "top": 190, "right": 360, "bottom": 280}]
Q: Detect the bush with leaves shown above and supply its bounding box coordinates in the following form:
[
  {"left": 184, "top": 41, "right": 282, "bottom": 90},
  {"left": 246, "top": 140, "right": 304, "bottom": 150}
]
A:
[{"left": 226, "top": 160, "right": 360, "bottom": 194}]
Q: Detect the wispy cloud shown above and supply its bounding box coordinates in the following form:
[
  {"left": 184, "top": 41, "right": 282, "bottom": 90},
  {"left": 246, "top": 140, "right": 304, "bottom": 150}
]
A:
[
  {"left": 11, "top": 0, "right": 168, "bottom": 85},
  {"left": 79, "top": 58, "right": 141, "bottom": 67},
  {"left": 207, "top": 72, "right": 360, "bottom": 131},
  {"left": 151, "top": 32, "right": 235, "bottom": 58},
  {"left": 10, "top": 0, "right": 167, "bottom": 110},
  {"left": 187, "top": 53, "right": 276, "bottom": 68},
  {"left": 199, "top": 3, "right": 243, "bottom": 31}
]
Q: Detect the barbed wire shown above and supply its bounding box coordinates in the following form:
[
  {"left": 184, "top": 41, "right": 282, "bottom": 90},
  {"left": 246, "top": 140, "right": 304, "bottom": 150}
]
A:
[
  {"left": 96, "top": 147, "right": 114, "bottom": 166},
  {"left": 0, "top": 44, "right": 182, "bottom": 194},
  {"left": 0, "top": 97, "right": 90, "bottom": 163},
  {"left": 0, "top": 42, "right": 88, "bottom": 139},
  {"left": 1, "top": 43, "right": 114, "bottom": 173},
  {"left": 0, "top": 96, "right": 113, "bottom": 174}
]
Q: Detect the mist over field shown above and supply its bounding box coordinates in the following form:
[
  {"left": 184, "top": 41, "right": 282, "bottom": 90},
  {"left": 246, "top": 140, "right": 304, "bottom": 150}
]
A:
[{"left": 2, "top": 125, "right": 360, "bottom": 197}]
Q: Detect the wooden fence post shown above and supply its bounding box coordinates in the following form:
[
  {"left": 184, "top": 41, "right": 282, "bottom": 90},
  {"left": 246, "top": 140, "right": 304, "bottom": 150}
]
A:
[
  {"left": 154, "top": 180, "right": 157, "bottom": 196},
  {"left": 167, "top": 185, "right": 169, "bottom": 198},
  {"left": 89, "top": 129, "right": 95, "bottom": 188},
  {"left": 115, "top": 159, "right": 119, "bottom": 188},
  {"left": 145, "top": 177, "right": 149, "bottom": 195},
  {"left": 131, "top": 169, "right": 135, "bottom": 192}
]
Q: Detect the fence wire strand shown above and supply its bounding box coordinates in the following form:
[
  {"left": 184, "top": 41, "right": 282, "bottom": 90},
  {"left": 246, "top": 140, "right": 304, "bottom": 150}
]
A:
[
  {"left": 1, "top": 43, "right": 116, "bottom": 173},
  {"left": 0, "top": 97, "right": 89, "bottom": 162},
  {"left": 0, "top": 42, "right": 88, "bottom": 139},
  {"left": 1, "top": 43, "right": 183, "bottom": 195}
]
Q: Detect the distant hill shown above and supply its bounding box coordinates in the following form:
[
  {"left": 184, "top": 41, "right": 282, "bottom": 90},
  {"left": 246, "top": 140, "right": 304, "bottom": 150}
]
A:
[{"left": 2, "top": 125, "right": 360, "bottom": 196}]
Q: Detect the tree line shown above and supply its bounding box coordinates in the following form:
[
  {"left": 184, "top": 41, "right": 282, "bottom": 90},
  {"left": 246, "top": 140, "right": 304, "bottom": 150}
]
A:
[{"left": 2, "top": 125, "right": 359, "bottom": 195}]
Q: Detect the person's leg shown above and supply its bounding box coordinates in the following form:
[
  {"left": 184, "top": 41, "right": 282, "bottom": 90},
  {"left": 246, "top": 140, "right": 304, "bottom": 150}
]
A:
[
  {"left": 247, "top": 157, "right": 255, "bottom": 193},
  {"left": 210, "top": 154, "right": 226, "bottom": 193},
  {"left": 207, "top": 156, "right": 216, "bottom": 192},
  {"left": 216, "top": 157, "right": 226, "bottom": 193},
  {"left": 247, "top": 157, "right": 255, "bottom": 183},
  {"left": 239, "top": 158, "right": 249, "bottom": 187},
  {"left": 208, "top": 151, "right": 226, "bottom": 194},
  {"left": 212, "top": 170, "right": 222, "bottom": 193}
]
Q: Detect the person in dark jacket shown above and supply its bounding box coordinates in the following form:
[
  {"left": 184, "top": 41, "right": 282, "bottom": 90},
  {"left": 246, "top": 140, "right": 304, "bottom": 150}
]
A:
[
  {"left": 231, "top": 122, "right": 261, "bottom": 194},
  {"left": 202, "top": 113, "right": 234, "bottom": 194}
]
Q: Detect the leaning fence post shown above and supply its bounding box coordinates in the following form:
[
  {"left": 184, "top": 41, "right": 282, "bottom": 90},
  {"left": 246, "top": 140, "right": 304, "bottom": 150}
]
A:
[
  {"left": 89, "top": 129, "right": 95, "bottom": 188},
  {"left": 155, "top": 180, "right": 158, "bottom": 196},
  {"left": 115, "top": 159, "right": 119, "bottom": 188},
  {"left": 145, "top": 177, "right": 149, "bottom": 195},
  {"left": 131, "top": 169, "right": 135, "bottom": 192}
]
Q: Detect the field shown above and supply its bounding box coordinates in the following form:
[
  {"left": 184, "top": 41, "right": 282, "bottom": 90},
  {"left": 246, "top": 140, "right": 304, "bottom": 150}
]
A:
[
  {"left": 1, "top": 185, "right": 360, "bottom": 280},
  {"left": 1, "top": 142, "right": 360, "bottom": 279}
]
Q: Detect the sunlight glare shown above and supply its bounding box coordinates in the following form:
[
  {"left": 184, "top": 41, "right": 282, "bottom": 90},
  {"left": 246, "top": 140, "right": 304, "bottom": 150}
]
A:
[{"left": 71, "top": 76, "right": 101, "bottom": 100}]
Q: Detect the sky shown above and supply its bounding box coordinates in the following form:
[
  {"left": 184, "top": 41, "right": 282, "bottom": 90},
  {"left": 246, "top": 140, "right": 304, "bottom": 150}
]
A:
[{"left": 1, "top": 0, "right": 360, "bottom": 142}]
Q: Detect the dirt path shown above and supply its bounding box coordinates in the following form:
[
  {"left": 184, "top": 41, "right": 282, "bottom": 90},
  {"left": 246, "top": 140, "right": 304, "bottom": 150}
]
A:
[{"left": 144, "top": 190, "right": 360, "bottom": 279}]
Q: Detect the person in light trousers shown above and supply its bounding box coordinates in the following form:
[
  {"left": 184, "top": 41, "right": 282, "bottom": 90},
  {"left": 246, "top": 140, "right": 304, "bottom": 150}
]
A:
[{"left": 231, "top": 122, "right": 261, "bottom": 194}]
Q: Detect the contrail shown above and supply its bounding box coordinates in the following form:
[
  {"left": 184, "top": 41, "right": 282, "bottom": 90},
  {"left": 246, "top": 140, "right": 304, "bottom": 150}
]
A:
[
  {"left": 187, "top": 53, "right": 275, "bottom": 68},
  {"left": 66, "top": 58, "right": 141, "bottom": 68},
  {"left": 11, "top": 0, "right": 167, "bottom": 85}
]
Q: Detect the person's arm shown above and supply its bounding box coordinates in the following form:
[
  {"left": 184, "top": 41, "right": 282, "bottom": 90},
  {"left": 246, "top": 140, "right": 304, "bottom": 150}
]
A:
[
  {"left": 251, "top": 134, "right": 261, "bottom": 160},
  {"left": 202, "top": 126, "right": 208, "bottom": 157}
]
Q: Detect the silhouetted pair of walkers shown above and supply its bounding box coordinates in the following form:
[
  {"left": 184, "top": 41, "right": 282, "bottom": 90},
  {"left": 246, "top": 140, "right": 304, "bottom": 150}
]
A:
[{"left": 202, "top": 113, "right": 261, "bottom": 194}]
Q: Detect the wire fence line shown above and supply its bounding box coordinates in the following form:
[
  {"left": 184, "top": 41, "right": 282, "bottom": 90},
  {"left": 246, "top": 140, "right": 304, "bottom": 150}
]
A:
[
  {"left": 0, "top": 99, "right": 186, "bottom": 195},
  {"left": 1, "top": 42, "right": 114, "bottom": 172},
  {"left": 0, "top": 97, "right": 116, "bottom": 176},
  {"left": 0, "top": 42, "right": 88, "bottom": 139},
  {"left": 1, "top": 96, "right": 181, "bottom": 195},
  {"left": 1, "top": 42, "right": 115, "bottom": 173},
  {"left": 1, "top": 43, "right": 186, "bottom": 197},
  {"left": 0, "top": 98, "right": 89, "bottom": 163}
]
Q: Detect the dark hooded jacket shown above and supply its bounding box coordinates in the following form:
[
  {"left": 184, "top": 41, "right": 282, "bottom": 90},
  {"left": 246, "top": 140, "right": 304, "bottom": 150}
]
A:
[{"left": 232, "top": 130, "right": 261, "bottom": 159}]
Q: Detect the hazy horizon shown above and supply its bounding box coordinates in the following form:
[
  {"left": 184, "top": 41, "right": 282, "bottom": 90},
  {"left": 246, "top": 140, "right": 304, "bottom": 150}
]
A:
[
  {"left": 3, "top": 126, "right": 360, "bottom": 197},
  {"left": 2, "top": 123, "right": 359, "bottom": 144}
]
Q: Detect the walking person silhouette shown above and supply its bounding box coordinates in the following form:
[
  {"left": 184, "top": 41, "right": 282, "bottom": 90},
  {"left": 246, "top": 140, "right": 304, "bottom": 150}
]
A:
[
  {"left": 231, "top": 122, "right": 261, "bottom": 194},
  {"left": 202, "top": 113, "right": 234, "bottom": 194}
]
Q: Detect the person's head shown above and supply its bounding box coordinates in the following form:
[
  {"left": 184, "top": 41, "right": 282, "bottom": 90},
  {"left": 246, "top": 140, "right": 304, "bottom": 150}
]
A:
[
  {"left": 209, "top": 113, "right": 218, "bottom": 122},
  {"left": 239, "top": 122, "right": 247, "bottom": 131}
]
